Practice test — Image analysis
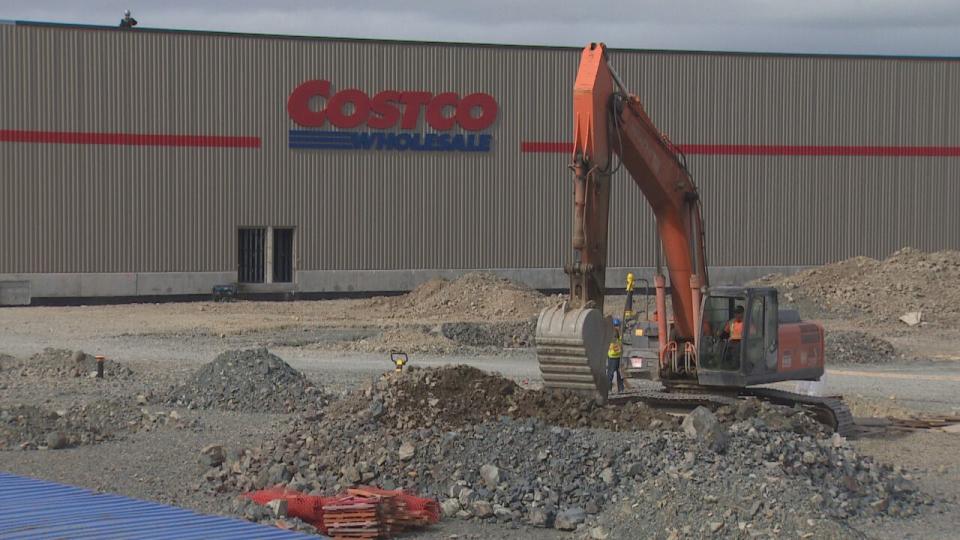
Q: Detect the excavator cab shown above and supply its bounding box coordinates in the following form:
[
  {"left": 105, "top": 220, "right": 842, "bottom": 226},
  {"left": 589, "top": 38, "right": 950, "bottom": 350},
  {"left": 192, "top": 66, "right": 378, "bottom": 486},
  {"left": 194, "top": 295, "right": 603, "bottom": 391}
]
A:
[{"left": 697, "top": 287, "right": 790, "bottom": 387}]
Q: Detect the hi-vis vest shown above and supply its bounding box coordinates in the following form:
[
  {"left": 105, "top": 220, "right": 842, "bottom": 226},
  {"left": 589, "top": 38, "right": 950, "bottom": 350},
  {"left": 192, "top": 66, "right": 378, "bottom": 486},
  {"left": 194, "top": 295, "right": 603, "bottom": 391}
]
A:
[
  {"left": 729, "top": 320, "right": 744, "bottom": 341},
  {"left": 608, "top": 338, "right": 623, "bottom": 358}
]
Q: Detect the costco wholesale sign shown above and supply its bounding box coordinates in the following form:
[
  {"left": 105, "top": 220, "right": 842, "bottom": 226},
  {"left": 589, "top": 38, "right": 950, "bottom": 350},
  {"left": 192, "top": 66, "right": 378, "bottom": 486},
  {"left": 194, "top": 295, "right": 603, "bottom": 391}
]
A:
[{"left": 287, "top": 80, "right": 498, "bottom": 152}]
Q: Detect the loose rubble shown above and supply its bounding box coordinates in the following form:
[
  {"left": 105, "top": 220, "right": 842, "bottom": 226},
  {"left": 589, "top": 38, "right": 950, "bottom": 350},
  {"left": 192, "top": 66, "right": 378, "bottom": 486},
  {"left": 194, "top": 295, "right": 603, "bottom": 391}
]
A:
[
  {"left": 440, "top": 320, "right": 537, "bottom": 348},
  {"left": 164, "top": 348, "right": 329, "bottom": 413},
  {"left": 336, "top": 319, "right": 539, "bottom": 354},
  {"left": 0, "top": 398, "right": 200, "bottom": 451},
  {"left": 198, "top": 366, "right": 929, "bottom": 537},
  {"left": 0, "top": 401, "right": 131, "bottom": 450},
  {"left": 755, "top": 247, "right": 960, "bottom": 327},
  {"left": 337, "top": 326, "right": 459, "bottom": 355},
  {"left": 826, "top": 330, "right": 898, "bottom": 364},
  {"left": 0, "top": 348, "right": 134, "bottom": 379},
  {"left": 0, "top": 353, "right": 14, "bottom": 372}
]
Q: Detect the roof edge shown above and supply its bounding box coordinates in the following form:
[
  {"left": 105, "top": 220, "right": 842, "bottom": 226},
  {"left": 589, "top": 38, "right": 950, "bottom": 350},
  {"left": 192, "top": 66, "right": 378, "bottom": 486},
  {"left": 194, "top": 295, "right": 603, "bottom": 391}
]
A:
[{"left": 9, "top": 19, "right": 960, "bottom": 62}]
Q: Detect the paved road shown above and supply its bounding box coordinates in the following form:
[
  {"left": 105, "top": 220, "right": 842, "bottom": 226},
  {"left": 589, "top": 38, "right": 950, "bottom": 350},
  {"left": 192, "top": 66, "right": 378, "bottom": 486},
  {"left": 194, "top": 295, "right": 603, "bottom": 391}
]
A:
[
  {"left": 3, "top": 329, "right": 958, "bottom": 414},
  {"left": 823, "top": 362, "right": 960, "bottom": 414}
]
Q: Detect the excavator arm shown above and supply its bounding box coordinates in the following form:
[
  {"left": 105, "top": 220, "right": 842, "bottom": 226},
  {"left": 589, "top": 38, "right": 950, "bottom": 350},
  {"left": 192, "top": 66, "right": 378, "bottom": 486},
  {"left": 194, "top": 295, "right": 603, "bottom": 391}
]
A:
[
  {"left": 572, "top": 42, "right": 708, "bottom": 338},
  {"left": 536, "top": 43, "right": 709, "bottom": 400}
]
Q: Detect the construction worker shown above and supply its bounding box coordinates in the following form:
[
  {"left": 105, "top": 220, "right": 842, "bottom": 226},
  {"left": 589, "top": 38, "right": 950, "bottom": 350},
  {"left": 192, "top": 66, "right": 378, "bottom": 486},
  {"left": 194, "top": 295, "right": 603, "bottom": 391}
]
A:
[
  {"left": 607, "top": 318, "right": 625, "bottom": 393},
  {"left": 720, "top": 306, "right": 746, "bottom": 369},
  {"left": 722, "top": 306, "right": 746, "bottom": 342},
  {"left": 119, "top": 10, "right": 138, "bottom": 28}
]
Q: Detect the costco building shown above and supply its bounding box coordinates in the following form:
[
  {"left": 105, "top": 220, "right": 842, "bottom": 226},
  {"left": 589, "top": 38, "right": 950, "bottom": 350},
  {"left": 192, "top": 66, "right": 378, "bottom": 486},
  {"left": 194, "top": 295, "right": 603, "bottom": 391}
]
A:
[{"left": 2, "top": 20, "right": 959, "bottom": 303}]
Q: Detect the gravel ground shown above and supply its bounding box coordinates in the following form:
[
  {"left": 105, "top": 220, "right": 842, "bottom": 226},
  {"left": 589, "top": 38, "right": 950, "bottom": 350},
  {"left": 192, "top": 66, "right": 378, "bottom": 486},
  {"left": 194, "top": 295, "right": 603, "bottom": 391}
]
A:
[{"left": 2, "top": 300, "right": 960, "bottom": 539}]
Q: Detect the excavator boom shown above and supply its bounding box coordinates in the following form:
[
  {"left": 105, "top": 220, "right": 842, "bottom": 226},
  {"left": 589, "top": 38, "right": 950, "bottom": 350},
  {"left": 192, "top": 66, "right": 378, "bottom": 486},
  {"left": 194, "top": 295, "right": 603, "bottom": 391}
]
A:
[{"left": 536, "top": 43, "right": 708, "bottom": 401}]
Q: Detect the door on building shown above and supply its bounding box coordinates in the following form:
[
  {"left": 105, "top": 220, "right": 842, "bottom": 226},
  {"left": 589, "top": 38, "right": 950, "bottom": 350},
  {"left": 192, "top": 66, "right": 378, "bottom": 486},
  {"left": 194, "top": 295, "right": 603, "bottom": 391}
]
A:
[
  {"left": 238, "top": 228, "right": 266, "bottom": 283},
  {"left": 272, "top": 228, "right": 294, "bottom": 283}
]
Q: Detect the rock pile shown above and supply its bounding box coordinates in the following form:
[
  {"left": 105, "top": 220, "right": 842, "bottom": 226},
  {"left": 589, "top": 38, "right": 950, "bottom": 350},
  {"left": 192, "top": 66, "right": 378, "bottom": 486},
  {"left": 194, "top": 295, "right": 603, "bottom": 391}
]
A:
[
  {"left": 201, "top": 415, "right": 927, "bottom": 536},
  {"left": 198, "top": 366, "right": 928, "bottom": 535},
  {"left": 0, "top": 348, "right": 134, "bottom": 379},
  {"left": 165, "top": 349, "right": 328, "bottom": 414},
  {"left": 755, "top": 247, "right": 960, "bottom": 327},
  {"left": 369, "top": 272, "right": 553, "bottom": 321},
  {"left": 599, "top": 422, "right": 925, "bottom": 538},
  {"left": 826, "top": 330, "right": 898, "bottom": 364}
]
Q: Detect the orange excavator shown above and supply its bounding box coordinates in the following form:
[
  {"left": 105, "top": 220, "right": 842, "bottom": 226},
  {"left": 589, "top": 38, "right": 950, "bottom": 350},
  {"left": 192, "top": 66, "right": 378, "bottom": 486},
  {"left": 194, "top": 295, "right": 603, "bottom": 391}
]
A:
[{"left": 535, "top": 43, "right": 852, "bottom": 434}]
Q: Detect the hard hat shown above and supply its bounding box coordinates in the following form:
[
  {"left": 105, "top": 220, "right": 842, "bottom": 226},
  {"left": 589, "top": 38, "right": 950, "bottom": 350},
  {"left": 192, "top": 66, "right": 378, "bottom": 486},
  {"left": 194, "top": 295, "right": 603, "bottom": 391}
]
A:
[
  {"left": 124, "top": 9, "right": 131, "bottom": 16},
  {"left": 612, "top": 317, "right": 621, "bottom": 326}
]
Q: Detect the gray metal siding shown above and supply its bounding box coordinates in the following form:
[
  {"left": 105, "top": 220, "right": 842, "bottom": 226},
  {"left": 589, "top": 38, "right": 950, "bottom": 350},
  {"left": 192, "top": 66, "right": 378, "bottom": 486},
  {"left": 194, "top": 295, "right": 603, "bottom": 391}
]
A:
[
  {"left": 1, "top": 24, "right": 959, "bottom": 277},
  {"left": 0, "top": 472, "right": 318, "bottom": 539}
]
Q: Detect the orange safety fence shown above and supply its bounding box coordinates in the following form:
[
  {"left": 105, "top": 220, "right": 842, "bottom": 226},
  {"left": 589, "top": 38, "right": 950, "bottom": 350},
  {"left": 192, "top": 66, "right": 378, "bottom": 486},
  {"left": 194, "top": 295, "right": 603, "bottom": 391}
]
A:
[{"left": 242, "top": 485, "right": 440, "bottom": 539}]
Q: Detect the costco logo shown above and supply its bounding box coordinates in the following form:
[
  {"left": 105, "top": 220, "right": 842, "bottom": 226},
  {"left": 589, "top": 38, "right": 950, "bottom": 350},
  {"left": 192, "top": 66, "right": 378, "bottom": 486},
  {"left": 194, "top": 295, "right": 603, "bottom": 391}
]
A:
[{"left": 287, "top": 80, "right": 497, "bottom": 152}]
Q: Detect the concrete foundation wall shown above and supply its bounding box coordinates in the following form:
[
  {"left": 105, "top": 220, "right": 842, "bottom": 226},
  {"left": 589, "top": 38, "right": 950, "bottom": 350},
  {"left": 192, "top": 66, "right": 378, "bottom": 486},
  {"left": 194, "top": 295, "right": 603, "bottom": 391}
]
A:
[
  {"left": 0, "top": 272, "right": 235, "bottom": 300},
  {"left": 0, "top": 266, "right": 804, "bottom": 302}
]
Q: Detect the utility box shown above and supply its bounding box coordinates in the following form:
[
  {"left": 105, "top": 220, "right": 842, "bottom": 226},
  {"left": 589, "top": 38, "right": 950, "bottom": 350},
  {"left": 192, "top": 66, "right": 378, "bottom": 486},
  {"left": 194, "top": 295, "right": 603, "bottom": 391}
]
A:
[{"left": 0, "top": 280, "right": 31, "bottom": 306}]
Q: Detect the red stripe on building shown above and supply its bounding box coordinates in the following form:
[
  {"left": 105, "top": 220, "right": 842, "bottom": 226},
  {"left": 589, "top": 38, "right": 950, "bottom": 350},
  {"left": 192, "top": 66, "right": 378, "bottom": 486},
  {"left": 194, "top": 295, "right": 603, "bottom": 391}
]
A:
[
  {"left": 520, "top": 141, "right": 960, "bottom": 157},
  {"left": 0, "top": 129, "right": 261, "bottom": 148}
]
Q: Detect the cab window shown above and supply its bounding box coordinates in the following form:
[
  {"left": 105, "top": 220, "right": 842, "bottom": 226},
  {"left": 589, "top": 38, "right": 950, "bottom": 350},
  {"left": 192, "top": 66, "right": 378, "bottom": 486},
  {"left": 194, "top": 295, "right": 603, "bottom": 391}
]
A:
[
  {"left": 743, "top": 296, "right": 765, "bottom": 372},
  {"left": 699, "top": 295, "right": 746, "bottom": 370}
]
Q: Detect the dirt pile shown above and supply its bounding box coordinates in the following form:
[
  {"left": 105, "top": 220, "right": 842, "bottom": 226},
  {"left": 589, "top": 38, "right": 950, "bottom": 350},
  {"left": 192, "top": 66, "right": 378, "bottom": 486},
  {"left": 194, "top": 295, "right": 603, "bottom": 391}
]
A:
[
  {"left": 165, "top": 349, "right": 328, "bottom": 414},
  {"left": 369, "top": 272, "right": 553, "bottom": 321},
  {"left": 325, "top": 365, "right": 676, "bottom": 433},
  {"left": 0, "top": 400, "right": 138, "bottom": 450},
  {"left": 755, "top": 248, "right": 960, "bottom": 326},
  {"left": 0, "top": 348, "right": 134, "bottom": 379},
  {"left": 827, "top": 330, "right": 898, "bottom": 364},
  {"left": 357, "top": 365, "right": 520, "bottom": 431}
]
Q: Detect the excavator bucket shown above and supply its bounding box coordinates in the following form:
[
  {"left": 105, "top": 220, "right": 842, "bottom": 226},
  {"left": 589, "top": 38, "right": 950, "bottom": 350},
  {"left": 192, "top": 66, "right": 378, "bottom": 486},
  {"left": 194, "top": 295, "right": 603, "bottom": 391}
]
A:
[{"left": 535, "top": 304, "right": 611, "bottom": 405}]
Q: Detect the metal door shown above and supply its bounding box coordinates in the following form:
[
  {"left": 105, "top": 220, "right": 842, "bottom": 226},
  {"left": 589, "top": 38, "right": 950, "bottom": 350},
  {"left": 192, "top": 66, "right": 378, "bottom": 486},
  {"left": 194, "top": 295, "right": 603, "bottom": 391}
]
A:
[
  {"left": 238, "top": 228, "right": 265, "bottom": 283},
  {"left": 272, "top": 228, "right": 294, "bottom": 283}
]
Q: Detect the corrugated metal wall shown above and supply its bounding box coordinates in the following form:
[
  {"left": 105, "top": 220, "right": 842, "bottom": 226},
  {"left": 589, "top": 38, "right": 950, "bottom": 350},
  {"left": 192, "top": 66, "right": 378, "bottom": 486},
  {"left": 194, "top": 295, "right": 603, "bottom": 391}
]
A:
[{"left": 2, "top": 23, "right": 959, "bottom": 275}]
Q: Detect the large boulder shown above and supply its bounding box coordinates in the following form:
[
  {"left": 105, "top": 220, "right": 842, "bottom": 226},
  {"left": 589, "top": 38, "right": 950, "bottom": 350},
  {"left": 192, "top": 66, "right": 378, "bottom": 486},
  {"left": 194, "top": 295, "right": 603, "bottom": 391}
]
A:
[
  {"left": 480, "top": 464, "right": 500, "bottom": 489},
  {"left": 682, "top": 406, "right": 729, "bottom": 453},
  {"left": 555, "top": 507, "right": 586, "bottom": 531}
]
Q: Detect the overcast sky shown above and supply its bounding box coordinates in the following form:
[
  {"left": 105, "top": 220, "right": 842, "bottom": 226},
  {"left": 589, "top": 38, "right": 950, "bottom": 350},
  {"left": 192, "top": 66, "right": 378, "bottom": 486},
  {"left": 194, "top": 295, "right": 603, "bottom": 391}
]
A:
[{"left": 5, "top": 0, "right": 960, "bottom": 56}]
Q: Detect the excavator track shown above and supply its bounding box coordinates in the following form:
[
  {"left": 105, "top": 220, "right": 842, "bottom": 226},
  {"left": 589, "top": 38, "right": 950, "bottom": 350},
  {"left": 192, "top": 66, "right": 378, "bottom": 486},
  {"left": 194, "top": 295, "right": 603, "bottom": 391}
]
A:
[
  {"left": 742, "top": 387, "right": 855, "bottom": 437},
  {"left": 607, "top": 385, "right": 855, "bottom": 436},
  {"left": 609, "top": 387, "right": 738, "bottom": 411}
]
